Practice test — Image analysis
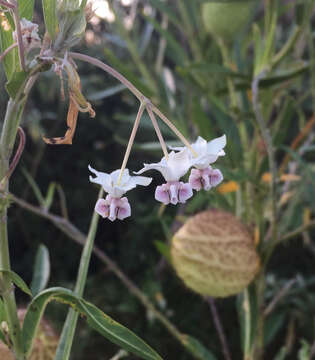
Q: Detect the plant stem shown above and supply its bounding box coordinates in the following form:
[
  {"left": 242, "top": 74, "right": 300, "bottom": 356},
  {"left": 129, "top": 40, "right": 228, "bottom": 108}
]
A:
[
  {"left": 54, "top": 188, "right": 103, "bottom": 360},
  {"left": 69, "top": 52, "right": 144, "bottom": 100},
  {"left": 146, "top": 105, "right": 168, "bottom": 160},
  {"left": 10, "top": 192, "right": 209, "bottom": 360},
  {"left": 206, "top": 297, "right": 232, "bottom": 360},
  {"left": 0, "top": 43, "right": 18, "bottom": 63},
  {"left": 0, "top": 99, "right": 28, "bottom": 360},
  {"left": 243, "top": 288, "right": 252, "bottom": 360},
  {"left": 117, "top": 102, "right": 145, "bottom": 185},
  {"left": 69, "top": 52, "right": 197, "bottom": 155},
  {"left": 252, "top": 71, "right": 277, "bottom": 248}
]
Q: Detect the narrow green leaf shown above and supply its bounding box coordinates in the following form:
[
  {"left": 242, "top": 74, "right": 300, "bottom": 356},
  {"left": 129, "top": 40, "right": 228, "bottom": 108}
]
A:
[
  {"left": 30, "top": 245, "right": 50, "bottom": 297},
  {"left": 104, "top": 47, "right": 154, "bottom": 98},
  {"left": 178, "top": 63, "right": 248, "bottom": 79},
  {"left": 22, "top": 168, "right": 45, "bottom": 206},
  {"left": 144, "top": 15, "right": 187, "bottom": 66},
  {"left": 264, "top": 311, "right": 286, "bottom": 346},
  {"left": 0, "top": 11, "right": 15, "bottom": 80},
  {"left": 42, "top": 0, "right": 58, "bottom": 39},
  {"left": 0, "top": 269, "right": 32, "bottom": 296},
  {"left": 154, "top": 241, "right": 171, "bottom": 263},
  {"left": 181, "top": 335, "right": 217, "bottom": 360},
  {"left": 5, "top": 70, "right": 28, "bottom": 98},
  {"left": 44, "top": 182, "right": 56, "bottom": 211},
  {"left": 22, "top": 287, "right": 163, "bottom": 360},
  {"left": 147, "top": 0, "right": 183, "bottom": 31},
  {"left": 19, "top": 0, "right": 35, "bottom": 20}
]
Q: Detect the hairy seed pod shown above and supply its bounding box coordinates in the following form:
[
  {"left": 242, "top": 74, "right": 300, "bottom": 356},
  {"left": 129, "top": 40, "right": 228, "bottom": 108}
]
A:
[
  {"left": 202, "top": 1, "right": 255, "bottom": 41},
  {"left": 171, "top": 210, "right": 260, "bottom": 298}
]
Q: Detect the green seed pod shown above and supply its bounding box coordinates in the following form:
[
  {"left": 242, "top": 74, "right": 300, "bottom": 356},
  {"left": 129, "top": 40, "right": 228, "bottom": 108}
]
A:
[
  {"left": 202, "top": 1, "right": 255, "bottom": 41},
  {"left": 171, "top": 210, "right": 260, "bottom": 298}
]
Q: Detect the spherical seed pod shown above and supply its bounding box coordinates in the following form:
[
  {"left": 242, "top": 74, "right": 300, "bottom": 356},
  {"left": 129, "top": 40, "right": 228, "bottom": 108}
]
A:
[
  {"left": 0, "top": 309, "right": 58, "bottom": 360},
  {"left": 202, "top": 1, "right": 255, "bottom": 41},
  {"left": 171, "top": 210, "right": 260, "bottom": 298}
]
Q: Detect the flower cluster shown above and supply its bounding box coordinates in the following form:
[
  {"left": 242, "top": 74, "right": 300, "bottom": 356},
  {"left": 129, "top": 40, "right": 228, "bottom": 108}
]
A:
[
  {"left": 89, "top": 135, "right": 226, "bottom": 221},
  {"left": 13, "top": 18, "right": 41, "bottom": 53}
]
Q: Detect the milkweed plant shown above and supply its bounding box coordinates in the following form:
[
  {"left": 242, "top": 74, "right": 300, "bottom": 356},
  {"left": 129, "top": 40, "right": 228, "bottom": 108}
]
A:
[{"left": 0, "top": 0, "right": 314, "bottom": 360}]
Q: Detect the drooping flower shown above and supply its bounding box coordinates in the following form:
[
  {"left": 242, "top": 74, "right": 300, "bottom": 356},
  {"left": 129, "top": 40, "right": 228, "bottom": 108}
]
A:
[
  {"left": 135, "top": 149, "right": 193, "bottom": 205},
  {"left": 89, "top": 165, "right": 152, "bottom": 220},
  {"left": 189, "top": 167, "right": 223, "bottom": 191},
  {"left": 171, "top": 135, "right": 226, "bottom": 169},
  {"left": 95, "top": 196, "right": 131, "bottom": 221},
  {"left": 171, "top": 135, "right": 226, "bottom": 192}
]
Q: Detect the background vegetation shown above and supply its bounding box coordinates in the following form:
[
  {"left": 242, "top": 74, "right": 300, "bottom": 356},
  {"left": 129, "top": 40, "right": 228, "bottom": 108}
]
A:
[{"left": 1, "top": 0, "right": 315, "bottom": 359}]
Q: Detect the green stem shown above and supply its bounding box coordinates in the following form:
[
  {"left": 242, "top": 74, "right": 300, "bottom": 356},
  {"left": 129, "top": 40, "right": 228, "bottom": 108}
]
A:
[
  {"left": 217, "top": 37, "right": 238, "bottom": 110},
  {"left": 243, "top": 288, "right": 252, "bottom": 360},
  {"left": 0, "top": 98, "right": 28, "bottom": 360},
  {"left": 54, "top": 188, "right": 103, "bottom": 360}
]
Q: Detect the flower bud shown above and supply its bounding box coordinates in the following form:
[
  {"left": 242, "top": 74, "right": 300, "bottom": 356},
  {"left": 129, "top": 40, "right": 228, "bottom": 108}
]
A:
[
  {"left": 171, "top": 210, "right": 260, "bottom": 298},
  {"left": 202, "top": 1, "right": 255, "bottom": 41}
]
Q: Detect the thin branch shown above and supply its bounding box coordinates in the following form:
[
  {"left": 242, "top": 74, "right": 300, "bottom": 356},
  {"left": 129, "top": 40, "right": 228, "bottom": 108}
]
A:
[
  {"left": 279, "top": 219, "right": 315, "bottom": 243},
  {"left": 264, "top": 278, "right": 296, "bottom": 317},
  {"left": 0, "top": 127, "right": 25, "bottom": 185},
  {"left": 117, "top": 102, "right": 145, "bottom": 185},
  {"left": 206, "top": 297, "right": 232, "bottom": 360},
  {"left": 11, "top": 5, "right": 26, "bottom": 71},
  {"left": 252, "top": 71, "right": 278, "bottom": 257},
  {"left": 146, "top": 105, "right": 168, "bottom": 159},
  {"left": 0, "top": 43, "right": 17, "bottom": 63},
  {"left": 8, "top": 193, "right": 207, "bottom": 360}
]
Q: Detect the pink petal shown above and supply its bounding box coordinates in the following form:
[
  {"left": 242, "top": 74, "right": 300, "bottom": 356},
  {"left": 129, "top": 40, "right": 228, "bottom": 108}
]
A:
[
  {"left": 178, "top": 182, "right": 193, "bottom": 203},
  {"left": 201, "top": 173, "right": 211, "bottom": 191},
  {"left": 94, "top": 199, "right": 109, "bottom": 218},
  {"left": 116, "top": 197, "right": 131, "bottom": 220},
  {"left": 155, "top": 184, "right": 170, "bottom": 205},
  {"left": 169, "top": 183, "right": 179, "bottom": 205},
  {"left": 209, "top": 168, "right": 223, "bottom": 187},
  {"left": 189, "top": 169, "right": 203, "bottom": 191},
  {"left": 108, "top": 199, "right": 118, "bottom": 221}
]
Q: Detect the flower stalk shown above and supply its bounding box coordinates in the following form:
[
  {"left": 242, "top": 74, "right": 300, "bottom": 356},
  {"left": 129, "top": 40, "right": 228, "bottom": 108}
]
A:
[
  {"left": 55, "top": 188, "right": 103, "bottom": 360},
  {"left": 117, "top": 102, "right": 146, "bottom": 185}
]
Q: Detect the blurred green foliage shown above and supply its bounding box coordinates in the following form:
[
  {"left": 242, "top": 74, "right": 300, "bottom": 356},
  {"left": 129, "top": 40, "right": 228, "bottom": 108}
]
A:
[{"left": 1, "top": 0, "right": 315, "bottom": 359}]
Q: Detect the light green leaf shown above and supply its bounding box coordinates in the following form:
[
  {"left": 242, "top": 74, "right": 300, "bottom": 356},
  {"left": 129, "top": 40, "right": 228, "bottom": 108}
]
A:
[
  {"left": 0, "top": 10, "right": 16, "bottom": 80},
  {"left": 147, "top": 0, "right": 183, "bottom": 31},
  {"left": 0, "top": 269, "right": 32, "bottom": 296},
  {"left": 19, "top": 0, "right": 35, "bottom": 20},
  {"left": 42, "top": 0, "right": 58, "bottom": 39},
  {"left": 22, "top": 287, "right": 163, "bottom": 360},
  {"left": 30, "top": 245, "right": 50, "bottom": 296},
  {"left": 154, "top": 241, "right": 171, "bottom": 263},
  {"left": 5, "top": 70, "right": 28, "bottom": 98},
  {"left": 181, "top": 335, "right": 217, "bottom": 360},
  {"left": 44, "top": 182, "right": 56, "bottom": 211},
  {"left": 22, "top": 168, "right": 45, "bottom": 206}
]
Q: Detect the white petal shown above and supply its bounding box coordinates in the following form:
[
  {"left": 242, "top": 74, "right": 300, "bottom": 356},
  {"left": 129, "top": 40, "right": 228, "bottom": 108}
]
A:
[
  {"left": 110, "top": 168, "right": 130, "bottom": 185},
  {"left": 166, "top": 150, "right": 192, "bottom": 180},
  {"left": 207, "top": 135, "right": 226, "bottom": 155},
  {"left": 88, "top": 165, "right": 112, "bottom": 187},
  {"left": 192, "top": 136, "right": 207, "bottom": 155},
  {"left": 135, "top": 163, "right": 173, "bottom": 181}
]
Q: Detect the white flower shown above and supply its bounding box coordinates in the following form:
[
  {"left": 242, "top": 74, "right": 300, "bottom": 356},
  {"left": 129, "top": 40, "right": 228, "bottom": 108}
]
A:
[
  {"left": 95, "top": 195, "right": 131, "bottom": 221},
  {"left": 171, "top": 135, "right": 226, "bottom": 169},
  {"left": 14, "top": 18, "right": 41, "bottom": 52},
  {"left": 89, "top": 165, "right": 152, "bottom": 198},
  {"left": 134, "top": 149, "right": 192, "bottom": 182}
]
